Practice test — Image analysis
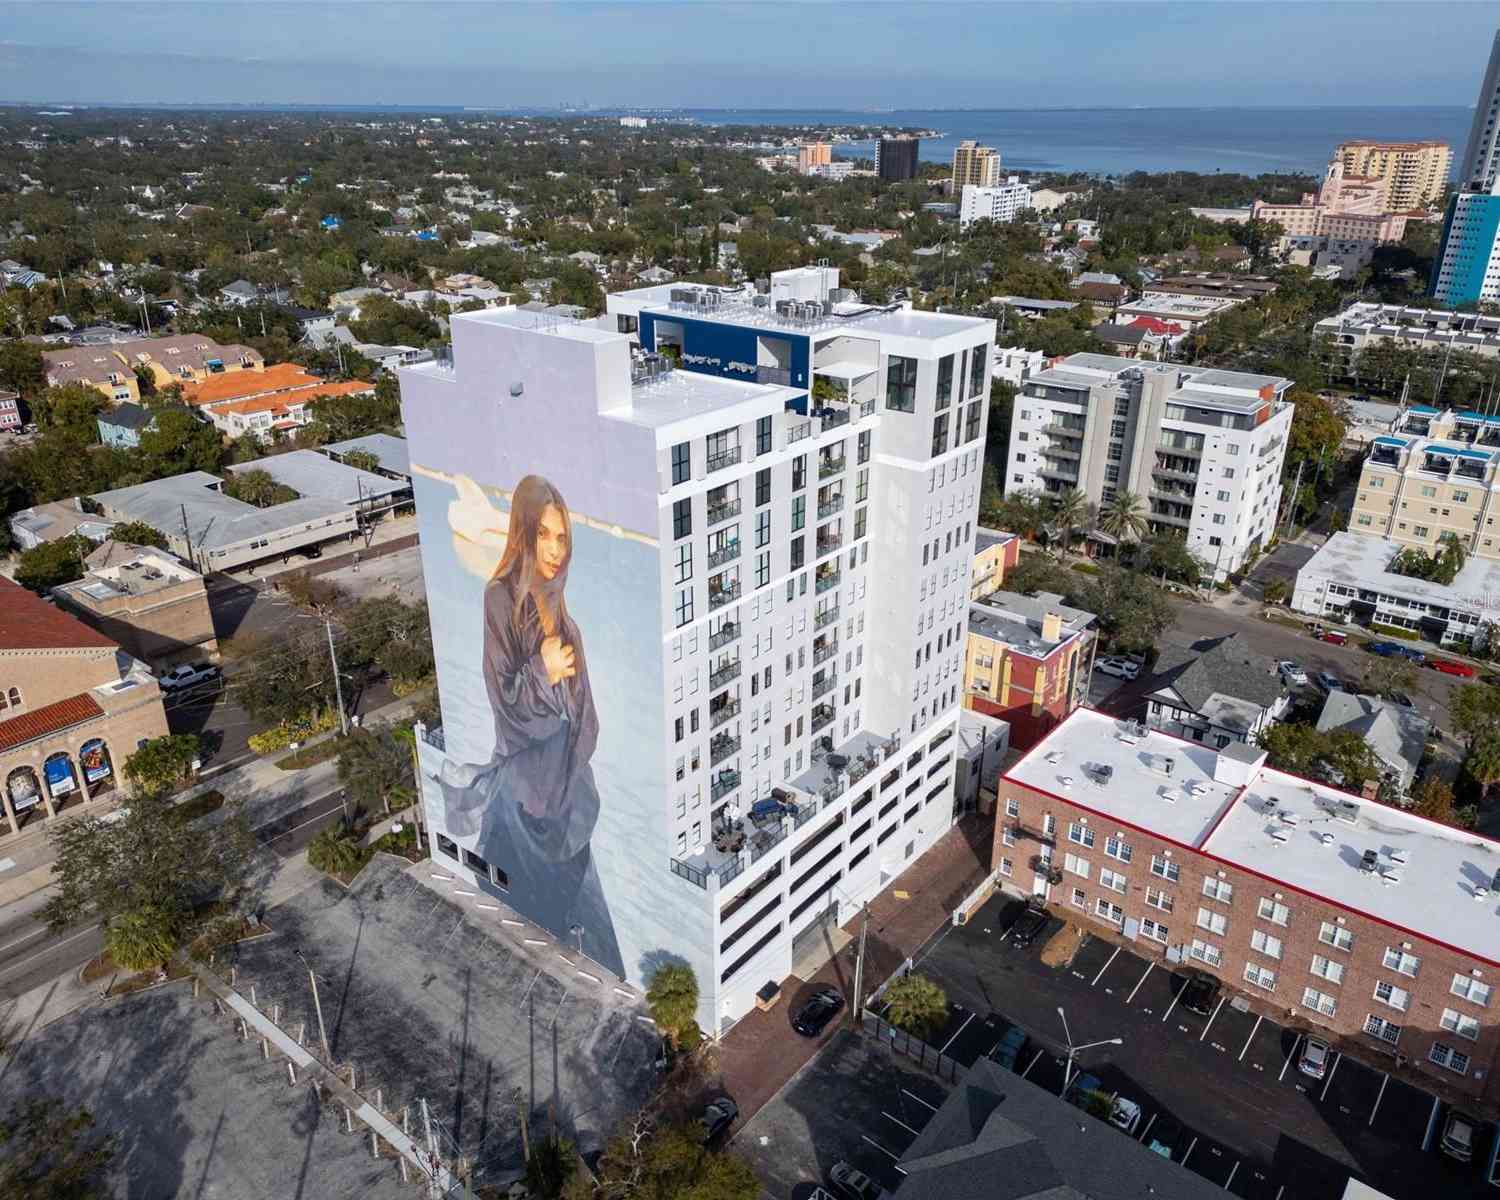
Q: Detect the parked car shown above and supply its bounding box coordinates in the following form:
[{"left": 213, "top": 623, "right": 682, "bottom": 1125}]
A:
[
  {"left": 1314, "top": 671, "right": 1343, "bottom": 693},
  {"left": 1430, "top": 658, "right": 1477, "bottom": 678},
  {"left": 1388, "top": 691, "right": 1415, "bottom": 709},
  {"left": 1318, "top": 630, "right": 1348, "bottom": 645},
  {"left": 1367, "top": 640, "right": 1426, "bottom": 664},
  {"left": 1145, "top": 1115, "right": 1183, "bottom": 1160},
  {"left": 1094, "top": 656, "right": 1139, "bottom": 680},
  {"left": 1108, "top": 1096, "right": 1143, "bottom": 1136},
  {"left": 1180, "top": 972, "right": 1221, "bottom": 1016},
  {"left": 790, "top": 985, "right": 844, "bottom": 1037},
  {"left": 1277, "top": 660, "right": 1308, "bottom": 686},
  {"left": 1298, "top": 1036, "right": 1331, "bottom": 1080},
  {"left": 1441, "top": 1110, "right": 1476, "bottom": 1163},
  {"left": 1008, "top": 900, "right": 1051, "bottom": 949},
  {"left": 829, "top": 1161, "right": 881, "bottom": 1200},
  {"left": 158, "top": 662, "right": 220, "bottom": 692},
  {"left": 989, "top": 1024, "right": 1028, "bottom": 1071},
  {"left": 700, "top": 1096, "right": 738, "bottom": 1142}
]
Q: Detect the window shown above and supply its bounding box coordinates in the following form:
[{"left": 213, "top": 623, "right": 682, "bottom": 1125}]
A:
[
  {"left": 1302, "top": 988, "right": 1338, "bottom": 1017},
  {"left": 1067, "top": 821, "right": 1095, "bottom": 848},
  {"left": 1196, "top": 907, "right": 1228, "bottom": 936},
  {"left": 1005, "top": 797, "right": 1020, "bottom": 819},
  {"left": 756, "top": 467, "right": 771, "bottom": 507},
  {"left": 1373, "top": 980, "right": 1409, "bottom": 1012},
  {"left": 999, "top": 857, "right": 1013, "bottom": 878},
  {"left": 1144, "top": 887, "right": 1173, "bottom": 913},
  {"left": 671, "top": 441, "right": 691, "bottom": 485},
  {"left": 1188, "top": 939, "right": 1222, "bottom": 967},
  {"left": 617, "top": 313, "right": 639, "bottom": 334},
  {"left": 1201, "top": 877, "right": 1233, "bottom": 903},
  {"left": 930, "top": 412, "right": 950, "bottom": 457},
  {"left": 756, "top": 510, "right": 771, "bottom": 548},
  {"left": 674, "top": 542, "right": 693, "bottom": 584},
  {"left": 1318, "top": 922, "right": 1353, "bottom": 952},
  {"left": 1098, "top": 868, "right": 1127, "bottom": 894},
  {"left": 1141, "top": 918, "right": 1169, "bottom": 943},
  {"left": 1250, "top": 930, "right": 1283, "bottom": 960},
  {"left": 1102, "top": 836, "right": 1132, "bottom": 864},
  {"left": 1071, "top": 887, "right": 1087, "bottom": 909},
  {"left": 1110, "top": 419, "right": 1127, "bottom": 439},
  {"left": 1063, "top": 853, "right": 1090, "bottom": 880},
  {"left": 1364, "top": 1014, "right": 1402, "bottom": 1045},
  {"left": 1150, "top": 855, "right": 1179, "bottom": 883},
  {"left": 755, "top": 551, "right": 770, "bottom": 588},
  {"left": 886, "top": 355, "right": 917, "bottom": 412},
  {"left": 858, "top": 430, "right": 871, "bottom": 465},
  {"left": 964, "top": 401, "right": 981, "bottom": 443},
  {"left": 1440, "top": 1009, "right": 1480, "bottom": 1041},
  {"left": 673, "top": 498, "right": 692, "bottom": 540},
  {"left": 674, "top": 587, "right": 694, "bottom": 628},
  {"left": 756, "top": 415, "right": 772, "bottom": 455},
  {"left": 1310, "top": 955, "right": 1344, "bottom": 985},
  {"left": 1429, "top": 1043, "right": 1471, "bottom": 1074},
  {"left": 1043, "top": 814, "right": 1055, "bottom": 837},
  {"left": 1382, "top": 947, "right": 1420, "bottom": 977},
  {"left": 1257, "top": 898, "right": 1290, "bottom": 927},
  {"left": 1243, "top": 962, "right": 1277, "bottom": 991},
  {"left": 1095, "top": 899, "right": 1124, "bottom": 925},
  {"left": 1451, "top": 974, "right": 1492, "bottom": 1007},
  {"left": 793, "top": 455, "right": 807, "bottom": 491},
  {"left": 936, "top": 353, "right": 954, "bottom": 410}
]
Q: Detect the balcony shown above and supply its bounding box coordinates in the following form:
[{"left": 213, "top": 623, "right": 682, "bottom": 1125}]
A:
[
  {"left": 788, "top": 421, "right": 813, "bottom": 444},
  {"left": 707, "top": 446, "right": 742, "bottom": 474},
  {"left": 709, "top": 581, "right": 740, "bottom": 610},
  {"left": 810, "top": 704, "right": 836, "bottom": 735},
  {"left": 711, "top": 735, "right": 741, "bottom": 767},
  {"left": 813, "top": 639, "right": 838, "bottom": 665},
  {"left": 812, "top": 674, "right": 838, "bottom": 700},
  {"left": 708, "top": 540, "right": 741, "bottom": 569},
  {"left": 817, "top": 406, "right": 851, "bottom": 431},
  {"left": 815, "top": 568, "right": 841, "bottom": 594},
  {"left": 1042, "top": 422, "right": 1085, "bottom": 438},
  {"left": 859, "top": 398, "right": 877, "bottom": 418},
  {"left": 708, "top": 621, "right": 741, "bottom": 651},
  {"left": 816, "top": 532, "right": 843, "bottom": 558},
  {"left": 1037, "top": 465, "right": 1078, "bottom": 483},
  {"left": 709, "top": 699, "right": 740, "bottom": 729},
  {"left": 709, "top": 659, "right": 741, "bottom": 690},
  {"left": 757, "top": 365, "right": 791, "bottom": 386},
  {"left": 706, "top": 497, "right": 742, "bottom": 527},
  {"left": 711, "top": 769, "right": 741, "bottom": 802},
  {"left": 818, "top": 495, "right": 845, "bottom": 519},
  {"left": 819, "top": 456, "right": 846, "bottom": 480},
  {"left": 814, "top": 606, "right": 839, "bottom": 630}
]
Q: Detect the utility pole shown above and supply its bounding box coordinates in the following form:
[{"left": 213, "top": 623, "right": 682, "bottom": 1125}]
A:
[
  {"left": 326, "top": 618, "right": 348, "bottom": 737},
  {"left": 851, "top": 903, "right": 870, "bottom": 1027},
  {"left": 179, "top": 503, "right": 194, "bottom": 570},
  {"left": 1281, "top": 457, "right": 1306, "bottom": 541},
  {"left": 421, "top": 1097, "right": 441, "bottom": 1199},
  {"left": 296, "top": 951, "right": 331, "bottom": 1062}
]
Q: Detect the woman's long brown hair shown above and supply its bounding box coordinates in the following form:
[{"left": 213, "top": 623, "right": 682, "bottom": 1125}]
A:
[{"left": 492, "top": 474, "right": 576, "bottom": 639}]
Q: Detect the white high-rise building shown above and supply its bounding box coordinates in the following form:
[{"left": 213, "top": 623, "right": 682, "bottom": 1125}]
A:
[
  {"left": 1459, "top": 29, "right": 1500, "bottom": 192},
  {"left": 399, "top": 268, "right": 994, "bottom": 1032},
  {"left": 1004, "top": 354, "right": 1294, "bottom": 579},
  {"left": 959, "top": 179, "right": 1032, "bottom": 229}
]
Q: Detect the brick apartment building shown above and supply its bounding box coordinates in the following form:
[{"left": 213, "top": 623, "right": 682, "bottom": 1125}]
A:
[
  {"left": 0, "top": 577, "right": 169, "bottom": 835},
  {"left": 995, "top": 707, "right": 1500, "bottom": 1108}
]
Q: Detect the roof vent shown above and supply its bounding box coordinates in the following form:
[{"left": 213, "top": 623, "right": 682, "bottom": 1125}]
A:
[
  {"left": 1159, "top": 788, "right": 1179, "bottom": 805},
  {"left": 1474, "top": 886, "right": 1490, "bottom": 903},
  {"left": 1044, "top": 750, "right": 1063, "bottom": 764},
  {"left": 1317, "top": 832, "right": 1335, "bottom": 846},
  {"left": 1269, "top": 828, "right": 1290, "bottom": 843},
  {"left": 1389, "top": 848, "right": 1409, "bottom": 866},
  {"left": 1058, "top": 776, "right": 1073, "bottom": 789},
  {"left": 1278, "top": 811, "right": 1300, "bottom": 826},
  {"left": 1360, "top": 849, "right": 1378, "bottom": 873},
  {"left": 1380, "top": 868, "right": 1403, "bottom": 886},
  {"left": 1336, "top": 800, "right": 1360, "bottom": 825}
]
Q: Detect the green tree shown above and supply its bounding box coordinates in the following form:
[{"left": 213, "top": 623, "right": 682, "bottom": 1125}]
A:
[
  {"left": 336, "top": 725, "right": 416, "bottom": 817},
  {"left": 1284, "top": 390, "right": 1347, "bottom": 472},
  {"left": 108, "top": 520, "right": 168, "bottom": 550},
  {"left": 1360, "top": 659, "right": 1418, "bottom": 701},
  {"left": 1259, "top": 724, "right": 1384, "bottom": 790},
  {"left": 306, "top": 824, "right": 367, "bottom": 877},
  {"left": 29, "top": 384, "right": 104, "bottom": 441},
  {"left": 1261, "top": 578, "right": 1290, "bottom": 605},
  {"left": 524, "top": 1131, "right": 579, "bottom": 1199},
  {"left": 646, "top": 962, "right": 700, "bottom": 1050},
  {"left": 882, "top": 972, "right": 948, "bottom": 1039},
  {"left": 104, "top": 903, "right": 178, "bottom": 970},
  {"left": 136, "top": 405, "right": 224, "bottom": 478},
  {"left": 1463, "top": 733, "right": 1500, "bottom": 803},
  {"left": 224, "top": 468, "right": 297, "bottom": 508},
  {"left": 1450, "top": 682, "right": 1500, "bottom": 746},
  {"left": 14, "top": 534, "right": 92, "bottom": 593},
  {"left": 0, "top": 1096, "right": 117, "bottom": 1200},
  {"left": 1140, "top": 532, "right": 1206, "bottom": 587},
  {"left": 1408, "top": 775, "right": 1456, "bottom": 825},
  {"left": 1076, "top": 565, "right": 1175, "bottom": 654},
  {"left": 592, "top": 1119, "right": 759, "bottom": 1200},
  {"left": 236, "top": 629, "right": 339, "bottom": 725},
  {"left": 340, "top": 448, "right": 381, "bottom": 473},
  {"left": 0, "top": 339, "right": 46, "bottom": 399},
  {"left": 1096, "top": 489, "right": 1148, "bottom": 548},
  {"left": 1045, "top": 488, "right": 1093, "bottom": 558},
  {"left": 123, "top": 733, "right": 201, "bottom": 797},
  {"left": 993, "top": 490, "right": 1049, "bottom": 541}
]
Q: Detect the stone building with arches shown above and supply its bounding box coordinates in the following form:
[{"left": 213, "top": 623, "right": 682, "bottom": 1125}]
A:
[{"left": 0, "top": 577, "right": 168, "bottom": 837}]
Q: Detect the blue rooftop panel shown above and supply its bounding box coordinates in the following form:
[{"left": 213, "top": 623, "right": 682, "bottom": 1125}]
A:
[
  {"left": 1373, "top": 436, "right": 1409, "bottom": 448},
  {"left": 1459, "top": 448, "right": 1492, "bottom": 460},
  {"left": 1410, "top": 405, "right": 1440, "bottom": 415}
]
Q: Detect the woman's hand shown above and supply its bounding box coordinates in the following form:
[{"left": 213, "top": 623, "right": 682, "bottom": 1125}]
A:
[{"left": 540, "top": 635, "right": 576, "bottom": 685}]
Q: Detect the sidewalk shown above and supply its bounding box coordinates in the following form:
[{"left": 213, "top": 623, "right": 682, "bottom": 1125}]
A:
[{"left": 717, "top": 812, "right": 994, "bottom": 1126}]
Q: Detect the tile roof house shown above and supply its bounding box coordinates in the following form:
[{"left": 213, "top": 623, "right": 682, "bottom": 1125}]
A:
[
  {"left": 1145, "top": 632, "right": 1290, "bottom": 747},
  {"left": 43, "top": 334, "right": 264, "bottom": 405},
  {"left": 1316, "top": 691, "right": 1431, "bottom": 791}
]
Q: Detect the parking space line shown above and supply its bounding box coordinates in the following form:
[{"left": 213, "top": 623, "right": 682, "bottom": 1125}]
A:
[
  {"left": 1275, "top": 1187, "right": 1284, "bottom": 1200},
  {"left": 1422, "top": 1096, "right": 1441, "bottom": 1151},
  {"left": 1020, "top": 1048, "right": 1045, "bottom": 1079},
  {"left": 1279, "top": 1035, "right": 1303, "bottom": 1081},
  {"left": 1137, "top": 1113, "right": 1157, "bottom": 1143},
  {"left": 901, "top": 1088, "right": 938, "bottom": 1113},
  {"left": 1318, "top": 1052, "right": 1341, "bottom": 1101},
  {"left": 1238, "top": 1014, "right": 1263, "bottom": 1061},
  {"left": 1091, "top": 946, "right": 1121, "bottom": 987},
  {"left": 882, "top": 1111, "right": 919, "bottom": 1137},
  {"left": 1198, "top": 996, "right": 1225, "bottom": 1042},
  {"left": 1368, "top": 1073, "right": 1389, "bottom": 1126},
  {"left": 861, "top": 1135, "right": 909, "bottom": 1174},
  {"left": 940, "top": 1011, "right": 976, "bottom": 1055},
  {"left": 1160, "top": 980, "right": 1183, "bottom": 1024},
  {"left": 1126, "top": 960, "right": 1155, "bottom": 1004},
  {"left": 1224, "top": 1160, "right": 1240, "bottom": 1190},
  {"left": 1180, "top": 1135, "right": 1198, "bottom": 1167}
]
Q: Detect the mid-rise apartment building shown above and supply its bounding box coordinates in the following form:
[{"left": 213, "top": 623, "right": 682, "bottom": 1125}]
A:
[
  {"left": 42, "top": 334, "right": 265, "bottom": 406},
  {"left": 1316, "top": 300, "right": 1500, "bottom": 370},
  {"left": 798, "top": 142, "right": 832, "bottom": 175},
  {"left": 1005, "top": 354, "right": 1294, "bottom": 579},
  {"left": 996, "top": 708, "right": 1500, "bottom": 1106},
  {"left": 951, "top": 140, "right": 1001, "bottom": 190},
  {"left": 876, "top": 136, "right": 920, "bottom": 183},
  {"left": 959, "top": 179, "right": 1032, "bottom": 230},
  {"left": 399, "top": 268, "right": 995, "bottom": 1032},
  {"left": 1334, "top": 140, "right": 1452, "bottom": 211},
  {"left": 1430, "top": 178, "right": 1500, "bottom": 307}
]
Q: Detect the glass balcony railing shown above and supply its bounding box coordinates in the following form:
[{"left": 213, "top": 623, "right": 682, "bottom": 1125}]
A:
[
  {"left": 709, "top": 700, "right": 740, "bottom": 729},
  {"left": 819, "top": 456, "right": 846, "bottom": 479},
  {"left": 708, "top": 622, "right": 740, "bottom": 651},
  {"left": 709, "top": 582, "right": 741, "bottom": 610},
  {"left": 708, "top": 541, "right": 741, "bottom": 568},
  {"left": 707, "top": 498, "right": 741, "bottom": 526},
  {"left": 814, "top": 606, "right": 839, "bottom": 630},
  {"left": 707, "top": 446, "right": 742, "bottom": 473},
  {"left": 709, "top": 660, "right": 741, "bottom": 691}
]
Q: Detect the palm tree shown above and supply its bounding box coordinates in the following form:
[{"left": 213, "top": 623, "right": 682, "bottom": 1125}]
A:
[
  {"left": 882, "top": 972, "right": 949, "bottom": 1040},
  {"left": 1046, "top": 489, "right": 1092, "bottom": 559},
  {"left": 105, "top": 905, "right": 178, "bottom": 972},
  {"left": 1096, "top": 490, "right": 1148, "bottom": 553}
]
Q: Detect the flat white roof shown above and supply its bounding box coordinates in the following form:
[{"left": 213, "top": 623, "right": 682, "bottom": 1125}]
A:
[
  {"left": 608, "top": 370, "right": 796, "bottom": 432},
  {"left": 1299, "top": 531, "right": 1500, "bottom": 613},
  {"left": 1007, "top": 708, "right": 1500, "bottom": 964}
]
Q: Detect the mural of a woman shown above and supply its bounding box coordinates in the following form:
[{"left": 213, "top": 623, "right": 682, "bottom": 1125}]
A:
[{"left": 432, "top": 474, "right": 624, "bottom": 975}]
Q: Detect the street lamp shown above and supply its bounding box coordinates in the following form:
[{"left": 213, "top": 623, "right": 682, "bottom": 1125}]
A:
[
  {"left": 296, "top": 949, "right": 332, "bottom": 1063},
  {"left": 1057, "top": 1006, "right": 1123, "bottom": 1096}
]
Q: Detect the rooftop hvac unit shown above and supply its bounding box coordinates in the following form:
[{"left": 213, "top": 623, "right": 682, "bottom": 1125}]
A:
[
  {"left": 1360, "top": 849, "right": 1379, "bottom": 873},
  {"left": 1088, "top": 764, "right": 1114, "bottom": 786}
]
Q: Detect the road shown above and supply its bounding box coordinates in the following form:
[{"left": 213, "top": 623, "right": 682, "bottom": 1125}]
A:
[{"left": 0, "top": 789, "right": 348, "bottom": 1002}]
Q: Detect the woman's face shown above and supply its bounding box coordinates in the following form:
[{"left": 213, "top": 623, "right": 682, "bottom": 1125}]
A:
[{"left": 535, "top": 503, "right": 569, "bottom": 581}]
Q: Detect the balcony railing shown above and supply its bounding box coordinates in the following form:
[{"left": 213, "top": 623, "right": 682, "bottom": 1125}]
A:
[
  {"left": 708, "top": 622, "right": 741, "bottom": 651},
  {"left": 818, "top": 406, "right": 850, "bottom": 430},
  {"left": 751, "top": 820, "right": 787, "bottom": 864},
  {"left": 816, "top": 534, "right": 843, "bottom": 558},
  {"left": 859, "top": 398, "right": 877, "bottom": 418},
  {"left": 709, "top": 582, "right": 741, "bottom": 610},
  {"left": 810, "top": 705, "right": 836, "bottom": 735},
  {"left": 709, "top": 700, "right": 740, "bottom": 729},
  {"left": 670, "top": 858, "right": 708, "bottom": 888},
  {"left": 711, "top": 769, "right": 741, "bottom": 801},
  {"left": 815, "top": 569, "right": 841, "bottom": 594},
  {"left": 788, "top": 421, "right": 813, "bottom": 444},
  {"left": 814, "top": 606, "right": 839, "bottom": 630},
  {"left": 818, "top": 495, "right": 844, "bottom": 519},
  {"left": 707, "top": 498, "right": 742, "bottom": 526},
  {"left": 707, "top": 446, "right": 742, "bottom": 473},
  {"left": 711, "top": 734, "right": 741, "bottom": 767},
  {"left": 812, "top": 674, "right": 837, "bottom": 700},
  {"left": 709, "top": 660, "right": 742, "bottom": 690},
  {"left": 708, "top": 541, "right": 741, "bottom": 568},
  {"left": 819, "top": 456, "right": 846, "bottom": 479},
  {"left": 757, "top": 365, "right": 791, "bottom": 386},
  {"left": 813, "top": 640, "right": 838, "bottom": 665}
]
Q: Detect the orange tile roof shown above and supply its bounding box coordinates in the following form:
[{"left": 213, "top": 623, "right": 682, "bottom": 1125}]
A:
[
  {"left": 183, "top": 363, "right": 321, "bottom": 407},
  {"left": 0, "top": 577, "right": 117, "bottom": 651},
  {"left": 0, "top": 693, "right": 105, "bottom": 753},
  {"left": 214, "top": 378, "right": 374, "bottom": 417}
]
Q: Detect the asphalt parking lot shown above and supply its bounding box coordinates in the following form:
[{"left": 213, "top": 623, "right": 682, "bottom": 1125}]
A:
[{"left": 910, "top": 893, "right": 1498, "bottom": 1200}]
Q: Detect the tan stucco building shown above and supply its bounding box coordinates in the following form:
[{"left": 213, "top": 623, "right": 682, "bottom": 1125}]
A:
[
  {"left": 42, "top": 334, "right": 265, "bottom": 406},
  {"left": 1334, "top": 139, "right": 1452, "bottom": 211}
]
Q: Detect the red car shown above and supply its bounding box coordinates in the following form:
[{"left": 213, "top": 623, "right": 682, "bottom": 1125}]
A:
[
  {"left": 1429, "top": 658, "right": 1477, "bottom": 678},
  {"left": 1318, "top": 630, "right": 1347, "bottom": 646}
]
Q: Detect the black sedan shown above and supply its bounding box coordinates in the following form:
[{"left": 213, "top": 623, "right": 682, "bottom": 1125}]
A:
[{"left": 791, "top": 985, "right": 845, "bottom": 1037}]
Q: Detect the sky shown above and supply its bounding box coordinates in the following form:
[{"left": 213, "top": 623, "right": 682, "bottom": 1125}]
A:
[{"left": 0, "top": 1, "right": 1495, "bottom": 110}]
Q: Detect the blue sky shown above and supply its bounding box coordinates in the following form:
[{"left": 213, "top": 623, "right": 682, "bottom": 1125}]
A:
[{"left": 0, "top": 1, "right": 1494, "bottom": 109}]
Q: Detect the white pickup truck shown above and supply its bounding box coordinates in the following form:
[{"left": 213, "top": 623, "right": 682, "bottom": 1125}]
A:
[{"left": 158, "top": 663, "right": 220, "bottom": 692}]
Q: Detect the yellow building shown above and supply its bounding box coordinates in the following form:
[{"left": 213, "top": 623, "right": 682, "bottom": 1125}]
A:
[
  {"left": 1334, "top": 140, "right": 1452, "bottom": 210},
  {"left": 797, "top": 142, "right": 831, "bottom": 175},
  {"left": 43, "top": 334, "right": 265, "bottom": 406},
  {"left": 951, "top": 140, "right": 1001, "bottom": 190}
]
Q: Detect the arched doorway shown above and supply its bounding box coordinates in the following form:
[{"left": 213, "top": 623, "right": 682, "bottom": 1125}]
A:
[
  {"left": 43, "top": 752, "right": 79, "bottom": 808},
  {"left": 79, "top": 739, "right": 113, "bottom": 796},
  {"left": 5, "top": 766, "right": 43, "bottom": 828}
]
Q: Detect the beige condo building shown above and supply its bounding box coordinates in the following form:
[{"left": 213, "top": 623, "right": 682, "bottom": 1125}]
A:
[
  {"left": 1334, "top": 139, "right": 1452, "bottom": 210},
  {"left": 951, "top": 140, "right": 1001, "bottom": 190}
]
